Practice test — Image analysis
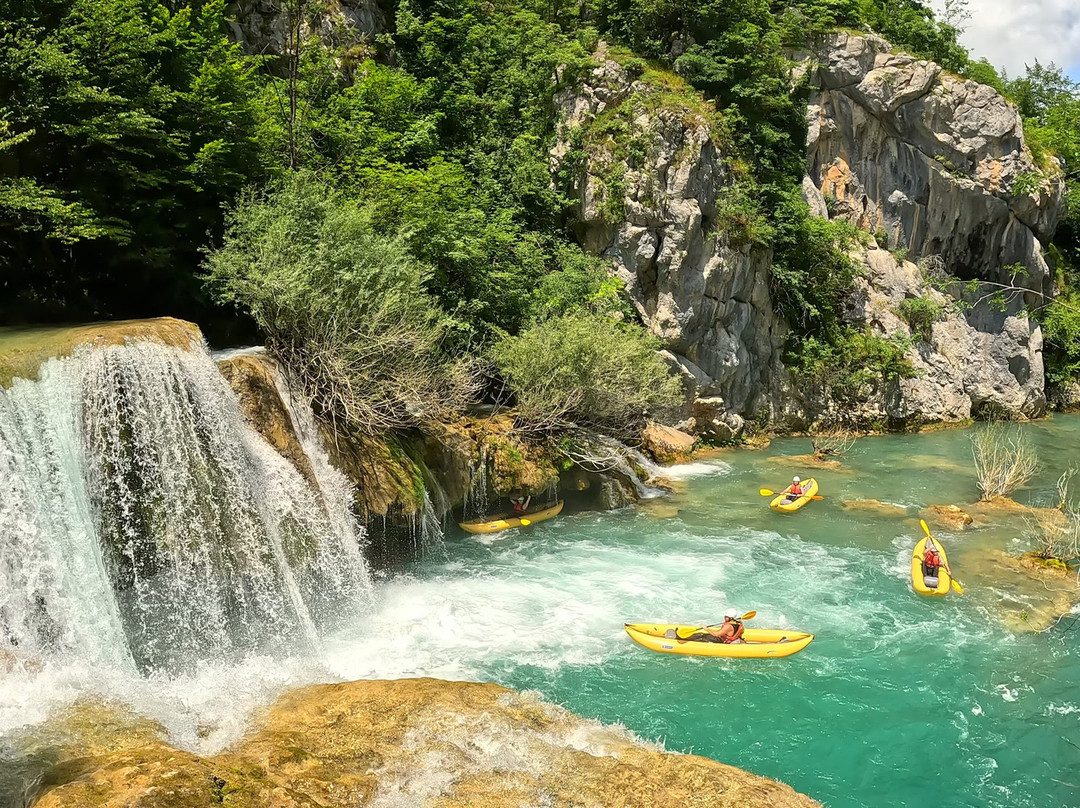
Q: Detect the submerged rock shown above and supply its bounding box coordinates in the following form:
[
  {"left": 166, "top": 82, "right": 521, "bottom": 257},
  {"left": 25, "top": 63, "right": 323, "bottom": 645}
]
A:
[
  {"left": 841, "top": 499, "right": 908, "bottom": 518},
  {"left": 29, "top": 679, "right": 821, "bottom": 808},
  {"left": 971, "top": 550, "right": 1080, "bottom": 632},
  {"left": 767, "top": 453, "right": 844, "bottom": 472},
  {"left": 921, "top": 504, "right": 974, "bottom": 530}
]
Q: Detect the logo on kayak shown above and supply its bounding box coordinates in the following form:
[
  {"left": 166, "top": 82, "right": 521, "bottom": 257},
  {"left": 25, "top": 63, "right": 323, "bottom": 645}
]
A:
[{"left": 661, "top": 644, "right": 673, "bottom": 650}]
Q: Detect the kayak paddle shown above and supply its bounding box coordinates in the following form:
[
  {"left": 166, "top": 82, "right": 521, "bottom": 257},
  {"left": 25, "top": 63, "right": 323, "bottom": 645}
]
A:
[
  {"left": 759, "top": 488, "right": 824, "bottom": 500},
  {"left": 919, "top": 519, "right": 964, "bottom": 594},
  {"left": 675, "top": 611, "right": 757, "bottom": 640}
]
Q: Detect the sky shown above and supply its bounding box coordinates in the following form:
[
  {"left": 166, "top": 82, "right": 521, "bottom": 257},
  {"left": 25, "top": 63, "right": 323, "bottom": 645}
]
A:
[{"left": 944, "top": 0, "right": 1080, "bottom": 80}]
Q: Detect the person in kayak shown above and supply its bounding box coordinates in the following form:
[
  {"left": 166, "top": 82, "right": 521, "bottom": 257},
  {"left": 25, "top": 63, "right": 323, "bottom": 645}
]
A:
[
  {"left": 782, "top": 476, "right": 804, "bottom": 503},
  {"left": 510, "top": 495, "right": 531, "bottom": 516},
  {"left": 687, "top": 609, "right": 745, "bottom": 643},
  {"left": 922, "top": 541, "right": 942, "bottom": 580}
]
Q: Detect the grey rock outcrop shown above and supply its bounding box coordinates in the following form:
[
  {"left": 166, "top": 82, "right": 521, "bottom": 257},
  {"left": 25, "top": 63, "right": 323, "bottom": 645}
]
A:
[
  {"left": 551, "top": 50, "right": 790, "bottom": 425},
  {"left": 801, "top": 31, "right": 1064, "bottom": 294},
  {"left": 841, "top": 246, "right": 1045, "bottom": 423},
  {"left": 554, "top": 38, "right": 1063, "bottom": 430},
  {"left": 227, "top": 0, "right": 387, "bottom": 56}
]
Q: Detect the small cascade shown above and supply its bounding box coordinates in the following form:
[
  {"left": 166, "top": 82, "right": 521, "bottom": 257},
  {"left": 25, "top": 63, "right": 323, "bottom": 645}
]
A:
[
  {"left": 0, "top": 340, "right": 372, "bottom": 674},
  {"left": 588, "top": 435, "right": 666, "bottom": 500},
  {"left": 408, "top": 489, "right": 446, "bottom": 557},
  {"left": 463, "top": 442, "right": 489, "bottom": 519}
]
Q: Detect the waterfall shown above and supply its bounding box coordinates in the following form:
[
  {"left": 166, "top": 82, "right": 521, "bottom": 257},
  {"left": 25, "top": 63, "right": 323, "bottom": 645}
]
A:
[
  {"left": 464, "top": 442, "right": 489, "bottom": 519},
  {"left": 0, "top": 339, "right": 372, "bottom": 675},
  {"left": 590, "top": 435, "right": 666, "bottom": 500},
  {"left": 408, "top": 490, "right": 446, "bottom": 556}
]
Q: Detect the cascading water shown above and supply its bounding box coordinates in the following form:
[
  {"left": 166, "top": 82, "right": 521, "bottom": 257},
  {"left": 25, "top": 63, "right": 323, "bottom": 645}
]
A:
[
  {"left": 464, "top": 443, "right": 489, "bottom": 520},
  {"left": 0, "top": 339, "right": 372, "bottom": 676}
]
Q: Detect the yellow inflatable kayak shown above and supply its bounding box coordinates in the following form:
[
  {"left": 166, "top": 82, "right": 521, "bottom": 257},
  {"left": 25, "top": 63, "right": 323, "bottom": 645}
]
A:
[
  {"left": 911, "top": 536, "right": 951, "bottom": 596},
  {"left": 624, "top": 623, "right": 814, "bottom": 658},
  {"left": 459, "top": 501, "right": 564, "bottom": 535},
  {"left": 770, "top": 477, "right": 819, "bottom": 512}
]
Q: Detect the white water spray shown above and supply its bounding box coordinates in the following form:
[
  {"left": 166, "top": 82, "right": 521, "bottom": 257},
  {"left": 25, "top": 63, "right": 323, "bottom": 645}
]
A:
[{"left": 0, "top": 340, "right": 372, "bottom": 677}]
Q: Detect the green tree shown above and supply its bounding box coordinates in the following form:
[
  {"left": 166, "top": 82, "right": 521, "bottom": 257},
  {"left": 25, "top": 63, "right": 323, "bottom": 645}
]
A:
[{"left": 0, "top": 0, "right": 267, "bottom": 323}]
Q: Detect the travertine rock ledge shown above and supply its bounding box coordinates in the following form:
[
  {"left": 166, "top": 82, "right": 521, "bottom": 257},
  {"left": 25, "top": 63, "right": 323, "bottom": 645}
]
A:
[{"left": 30, "top": 678, "right": 821, "bottom": 808}]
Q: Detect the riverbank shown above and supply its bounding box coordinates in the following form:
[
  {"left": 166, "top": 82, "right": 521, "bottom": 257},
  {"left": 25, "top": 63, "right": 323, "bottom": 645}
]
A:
[{"left": 15, "top": 679, "right": 820, "bottom": 808}]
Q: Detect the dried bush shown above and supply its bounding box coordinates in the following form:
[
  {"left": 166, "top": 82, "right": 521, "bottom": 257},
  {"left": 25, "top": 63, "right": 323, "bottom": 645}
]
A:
[
  {"left": 970, "top": 422, "right": 1039, "bottom": 501},
  {"left": 812, "top": 429, "right": 856, "bottom": 459}
]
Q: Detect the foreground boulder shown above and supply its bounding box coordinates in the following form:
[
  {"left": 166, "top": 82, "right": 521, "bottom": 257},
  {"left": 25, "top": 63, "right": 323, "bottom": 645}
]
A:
[{"left": 30, "top": 678, "right": 821, "bottom": 808}]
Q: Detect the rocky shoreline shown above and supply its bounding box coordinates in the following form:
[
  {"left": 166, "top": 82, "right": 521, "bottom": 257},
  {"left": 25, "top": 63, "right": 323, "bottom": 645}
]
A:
[{"left": 20, "top": 679, "right": 821, "bottom": 808}]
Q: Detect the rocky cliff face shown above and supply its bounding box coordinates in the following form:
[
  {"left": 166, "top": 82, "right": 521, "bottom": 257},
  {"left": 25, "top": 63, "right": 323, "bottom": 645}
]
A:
[
  {"left": 551, "top": 50, "right": 789, "bottom": 434},
  {"left": 798, "top": 31, "right": 1063, "bottom": 423},
  {"left": 227, "top": 0, "right": 387, "bottom": 56},
  {"left": 800, "top": 31, "right": 1063, "bottom": 293},
  {"left": 26, "top": 679, "right": 821, "bottom": 808},
  {"left": 840, "top": 245, "right": 1045, "bottom": 423},
  {"left": 554, "top": 37, "right": 1064, "bottom": 430}
]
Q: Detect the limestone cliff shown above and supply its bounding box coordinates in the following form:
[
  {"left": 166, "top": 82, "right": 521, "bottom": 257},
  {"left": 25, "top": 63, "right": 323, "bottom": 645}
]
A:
[
  {"left": 227, "top": 0, "right": 387, "bottom": 56},
  {"left": 800, "top": 31, "right": 1063, "bottom": 292},
  {"left": 840, "top": 245, "right": 1045, "bottom": 424},
  {"left": 553, "top": 37, "right": 1064, "bottom": 430},
  {"left": 25, "top": 679, "right": 821, "bottom": 808},
  {"left": 551, "top": 49, "right": 789, "bottom": 434},
  {"left": 798, "top": 31, "right": 1063, "bottom": 424}
]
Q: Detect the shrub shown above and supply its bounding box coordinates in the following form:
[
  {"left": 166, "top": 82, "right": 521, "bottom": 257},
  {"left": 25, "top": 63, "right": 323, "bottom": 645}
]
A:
[
  {"left": 791, "top": 328, "right": 916, "bottom": 416},
  {"left": 492, "top": 312, "right": 683, "bottom": 436},
  {"left": 897, "top": 295, "right": 946, "bottom": 342},
  {"left": 1025, "top": 471, "right": 1080, "bottom": 561},
  {"left": 204, "top": 172, "right": 476, "bottom": 435},
  {"left": 970, "top": 422, "right": 1039, "bottom": 501}
]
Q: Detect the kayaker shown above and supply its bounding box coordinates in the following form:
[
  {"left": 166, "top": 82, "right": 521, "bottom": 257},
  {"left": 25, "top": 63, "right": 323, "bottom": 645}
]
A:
[
  {"left": 688, "top": 609, "right": 744, "bottom": 643},
  {"left": 782, "top": 476, "right": 804, "bottom": 503},
  {"left": 922, "top": 541, "right": 942, "bottom": 579},
  {"left": 510, "top": 495, "right": 531, "bottom": 516}
]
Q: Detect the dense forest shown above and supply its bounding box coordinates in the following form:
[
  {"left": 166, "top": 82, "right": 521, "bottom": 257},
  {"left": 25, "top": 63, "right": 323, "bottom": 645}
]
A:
[{"left": 2, "top": 0, "right": 1078, "bottom": 434}]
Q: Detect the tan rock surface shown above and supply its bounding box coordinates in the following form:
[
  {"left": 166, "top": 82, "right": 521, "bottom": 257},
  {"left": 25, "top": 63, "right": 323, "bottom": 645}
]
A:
[
  {"left": 218, "top": 353, "right": 318, "bottom": 489},
  {"left": 967, "top": 550, "right": 1080, "bottom": 632},
  {"left": 0, "top": 317, "right": 202, "bottom": 387},
  {"left": 842, "top": 499, "right": 908, "bottom": 518},
  {"left": 921, "top": 504, "right": 974, "bottom": 530},
  {"left": 642, "top": 422, "right": 697, "bottom": 464},
  {"left": 767, "top": 453, "right": 844, "bottom": 471},
  {"left": 29, "top": 679, "right": 821, "bottom": 808},
  {"left": 967, "top": 497, "right": 1065, "bottom": 525}
]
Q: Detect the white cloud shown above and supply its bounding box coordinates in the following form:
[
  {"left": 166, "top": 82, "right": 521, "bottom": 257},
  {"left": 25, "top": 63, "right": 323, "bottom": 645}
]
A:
[{"left": 941, "top": 0, "right": 1080, "bottom": 79}]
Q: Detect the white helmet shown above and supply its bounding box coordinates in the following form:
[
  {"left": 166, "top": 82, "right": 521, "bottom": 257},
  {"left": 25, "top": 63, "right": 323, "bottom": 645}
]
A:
[
  {"left": 792, "top": 476, "right": 801, "bottom": 483},
  {"left": 723, "top": 608, "right": 738, "bottom": 619}
]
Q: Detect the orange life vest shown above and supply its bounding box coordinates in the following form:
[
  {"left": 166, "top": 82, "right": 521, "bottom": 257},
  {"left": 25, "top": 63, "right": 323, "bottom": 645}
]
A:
[
  {"left": 722, "top": 619, "right": 744, "bottom": 643},
  {"left": 924, "top": 549, "right": 941, "bottom": 567}
]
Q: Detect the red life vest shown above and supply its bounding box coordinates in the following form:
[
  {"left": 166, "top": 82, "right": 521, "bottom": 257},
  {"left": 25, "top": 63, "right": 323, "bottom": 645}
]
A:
[
  {"left": 722, "top": 619, "right": 744, "bottom": 643},
  {"left": 924, "top": 549, "right": 941, "bottom": 567}
]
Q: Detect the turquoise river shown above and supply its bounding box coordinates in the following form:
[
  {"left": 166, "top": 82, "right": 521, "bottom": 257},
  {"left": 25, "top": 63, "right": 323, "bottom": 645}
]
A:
[
  {"left": 4, "top": 413, "right": 1080, "bottom": 808},
  {"left": 347, "top": 417, "right": 1080, "bottom": 808}
]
